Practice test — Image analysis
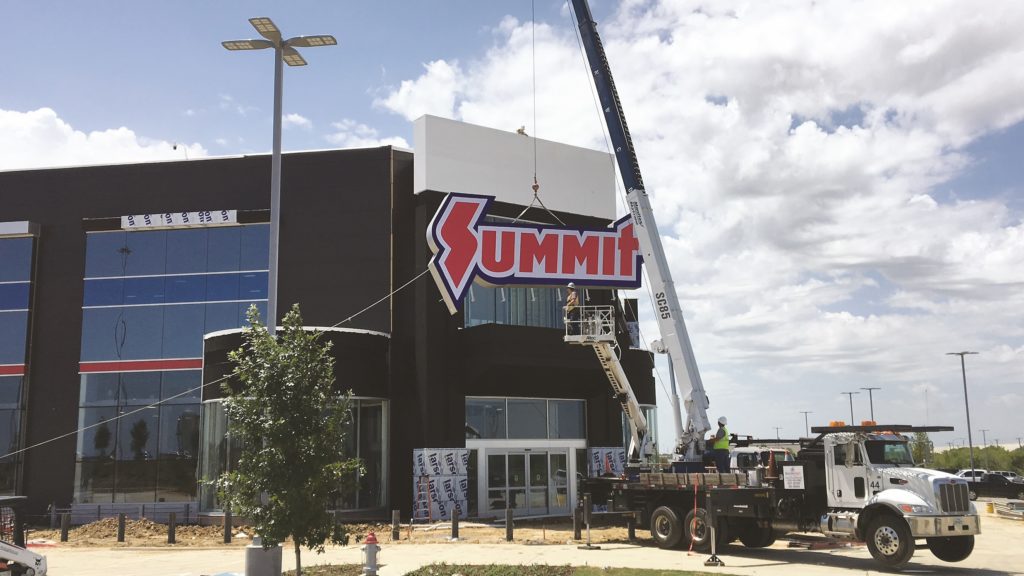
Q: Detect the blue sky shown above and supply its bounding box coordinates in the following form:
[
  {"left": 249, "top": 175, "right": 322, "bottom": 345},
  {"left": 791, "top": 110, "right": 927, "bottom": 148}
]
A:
[{"left": 3, "top": 1, "right": 1024, "bottom": 452}]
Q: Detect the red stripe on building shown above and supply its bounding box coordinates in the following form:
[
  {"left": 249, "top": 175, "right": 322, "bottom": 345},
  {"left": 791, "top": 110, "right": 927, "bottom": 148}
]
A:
[
  {"left": 0, "top": 364, "right": 25, "bottom": 376},
  {"left": 79, "top": 359, "right": 203, "bottom": 373}
]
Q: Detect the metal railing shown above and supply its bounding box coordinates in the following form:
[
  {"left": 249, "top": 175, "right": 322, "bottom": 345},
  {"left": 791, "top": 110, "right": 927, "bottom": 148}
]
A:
[{"left": 564, "top": 305, "right": 616, "bottom": 342}]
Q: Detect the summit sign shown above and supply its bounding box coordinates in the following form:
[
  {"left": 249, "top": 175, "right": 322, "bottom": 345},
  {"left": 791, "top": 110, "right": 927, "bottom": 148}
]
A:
[{"left": 427, "top": 193, "right": 642, "bottom": 314}]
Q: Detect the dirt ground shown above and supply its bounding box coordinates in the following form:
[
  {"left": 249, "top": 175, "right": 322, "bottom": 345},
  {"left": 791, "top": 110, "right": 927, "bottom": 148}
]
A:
[{"left": 27, "top": 517, "right": 635, "bottom": 548}]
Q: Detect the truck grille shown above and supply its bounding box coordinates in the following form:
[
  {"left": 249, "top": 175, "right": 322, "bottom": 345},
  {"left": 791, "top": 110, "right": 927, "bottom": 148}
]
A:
[{"left": 939, "top": 482, "right": 970, "bottom": 513}]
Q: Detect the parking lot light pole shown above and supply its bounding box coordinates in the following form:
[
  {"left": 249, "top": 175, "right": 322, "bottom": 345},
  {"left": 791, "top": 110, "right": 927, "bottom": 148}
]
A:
[
  {"left": 223, "top": 18, "right": 336, "bottom": 336},
  {"left": 841, "top": 391, "right": 859, "bottom": 424},
  {"left": 980, "top": 428, "right": 990, "bottom": 470},
  {"left": 860, "top": 387, "right": 880, "bottom": 421},
  {"left": 947, "top": 351, "right": 979, "bottom": 475},
  {"left": 800, "top": 411, "right": 812, "bottom": 437}
]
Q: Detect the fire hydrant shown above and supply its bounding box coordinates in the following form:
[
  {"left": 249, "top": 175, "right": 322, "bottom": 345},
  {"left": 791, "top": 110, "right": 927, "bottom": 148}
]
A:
[{"left": 361, "top": 531, "right": 380, "bottom": 576}]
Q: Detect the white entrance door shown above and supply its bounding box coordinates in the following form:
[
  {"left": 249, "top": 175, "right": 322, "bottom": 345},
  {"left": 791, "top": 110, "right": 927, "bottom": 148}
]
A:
[{"left": 484, "top": 449, "right": 571, "bottom": 517}]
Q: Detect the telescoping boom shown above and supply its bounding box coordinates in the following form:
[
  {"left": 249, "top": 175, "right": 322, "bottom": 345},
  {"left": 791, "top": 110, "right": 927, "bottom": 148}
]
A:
[{"left": 569, "top": 0, "right": 712, "bottom": 461}]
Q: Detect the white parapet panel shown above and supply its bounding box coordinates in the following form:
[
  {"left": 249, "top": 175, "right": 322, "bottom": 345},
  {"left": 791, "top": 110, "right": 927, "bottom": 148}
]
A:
[
  {"left": 0, "top": 221, "right": 39, "bottom": 238},
  {"left": 414, "top": 115, "right": 616, "bottom": 220}
]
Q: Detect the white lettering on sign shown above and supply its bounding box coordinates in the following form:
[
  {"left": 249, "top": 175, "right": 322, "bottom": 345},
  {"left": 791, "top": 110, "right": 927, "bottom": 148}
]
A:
[
  {"left": 121, "top": 210, "right": 237, "bottom": 230},
  {"left": 783, "top": 465, "right": 805, "bottom": 490}
]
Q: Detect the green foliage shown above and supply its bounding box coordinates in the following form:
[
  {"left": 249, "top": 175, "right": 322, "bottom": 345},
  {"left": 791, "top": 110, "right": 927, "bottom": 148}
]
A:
[
  {"left": 216, "top": 304, "right": 362, "bottom": 574},
  {"left": 910, "top": 432, "right": 933, "bottom": 466},
  {"left": 932, "top": 444, "right": 1024, "bottom": 473}
]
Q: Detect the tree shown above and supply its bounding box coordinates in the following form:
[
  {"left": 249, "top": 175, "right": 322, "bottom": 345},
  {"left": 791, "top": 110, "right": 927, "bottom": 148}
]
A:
[
  {"left": 911, "top": 432, "right": 933, "bottom": 466},
  {"left": 216, "top": 304, "right": 362, "bottom": 576}
]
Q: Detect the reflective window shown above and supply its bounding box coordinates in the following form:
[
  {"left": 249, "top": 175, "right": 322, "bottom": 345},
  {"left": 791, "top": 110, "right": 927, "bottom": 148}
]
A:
[
  {"left": 508, "top": 399, "right": 547, "bottom": 439},
  {"left": 0, "top": 409, "right": 20, "bottom": 493},
  {"left": 465, "top": 286, "right": 567, "bottom": 329},
  {"left": 467, "top": 398, "right": 586, "bottom": 440},
  {"left": 0, "top": 283, "right": 29, "bottom": 311},
  {"left": 77, "top": 225, "right": 268, "bottom": 503},
  {"left": 0, "top": 377, "right": 21, "bottom": 407},
  {"left": 0, "top": 235, "right": 33, "bottom": 496},
  {"left": 0, "top": 312, "right": 29, "bottom": 365}
]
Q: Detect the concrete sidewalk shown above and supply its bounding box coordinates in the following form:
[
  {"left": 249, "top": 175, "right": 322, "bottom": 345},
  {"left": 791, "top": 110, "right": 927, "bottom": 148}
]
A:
[{"left": 39, "top": 512, "right": 1024, "bottom": 576}]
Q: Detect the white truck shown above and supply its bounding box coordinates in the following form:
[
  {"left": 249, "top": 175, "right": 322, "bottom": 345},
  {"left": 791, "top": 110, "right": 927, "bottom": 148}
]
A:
[{"left": 567, "top": 0, "right": 980, "bottom": 568}]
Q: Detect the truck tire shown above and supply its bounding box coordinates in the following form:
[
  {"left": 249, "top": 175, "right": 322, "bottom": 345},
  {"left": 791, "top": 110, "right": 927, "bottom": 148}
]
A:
[
  {"left": 683, "top": 508, "right": 729, "bottom": 553},
  {"left": 927, "top": 536, "right": 974, "bottom": 562},
  {"left": 649, "top": 506, "right": 683, "bottom": 549},
  {"left": 738, "top": 522, "right": 776, "bottom": 548},
  {"left": 866, "top": 514, "right": 915, "bottom": 568}
]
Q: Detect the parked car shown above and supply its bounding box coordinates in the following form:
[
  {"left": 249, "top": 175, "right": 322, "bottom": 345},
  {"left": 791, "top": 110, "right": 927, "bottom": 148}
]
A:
[
  {"left": 956, "top": 468, "right": 988, "bottom": 482},
  {"left": 967, "top": 473, "right": 1024, "bottom": 501},
  {"left": 991, "top": 470, "right": 1023, "bottom": 483}
]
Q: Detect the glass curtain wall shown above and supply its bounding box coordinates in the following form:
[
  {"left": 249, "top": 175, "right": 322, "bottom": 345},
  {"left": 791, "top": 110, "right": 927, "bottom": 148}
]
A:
[
  {"left": 464, "top": 285, "right": 566, "bottom": 329},
  {"left": 465, "top": 397, "right": 586, "bottom": 440},
  {"left": 199, "top": 397, "right": 389, "bottom": 512},
  {"left": 75, "top": 224, "right": 268, "bottom": 504},
  {"left": 0, "top": 236, "right": 34, "bottom": 494}
]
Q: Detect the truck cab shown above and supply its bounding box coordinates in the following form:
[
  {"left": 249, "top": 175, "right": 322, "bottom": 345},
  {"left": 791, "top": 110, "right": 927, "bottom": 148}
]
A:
[{"left": 819, "top": 429, "right": 979, "bottom": 567}]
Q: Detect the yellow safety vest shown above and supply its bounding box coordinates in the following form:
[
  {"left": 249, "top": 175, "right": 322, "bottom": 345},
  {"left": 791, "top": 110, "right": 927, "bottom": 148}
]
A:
[{"left": 714, "top": 426, "right": 730, "bottom": 450}]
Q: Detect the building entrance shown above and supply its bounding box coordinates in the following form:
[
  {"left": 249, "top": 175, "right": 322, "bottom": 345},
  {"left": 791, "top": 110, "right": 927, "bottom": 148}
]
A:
[{"left": 485, "top": 449, "right": 570, "bottom": 517}]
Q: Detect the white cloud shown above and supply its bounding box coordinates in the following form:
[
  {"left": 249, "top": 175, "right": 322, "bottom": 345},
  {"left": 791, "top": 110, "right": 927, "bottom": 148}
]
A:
[
  {"left": 0, "top": 107, "right": 207, "bottom": 170},
  {"left": 283, "top": 113, "right": 312, "bottom": 131},
  {"left": 218, "top": 94, "right": 257, "bottom": 117},
  {"left": 377, "top": 1, "right": 1024, "bottom": 443},
  {"left": 324, "top": 118, "right": 409, "bottom": 149}
]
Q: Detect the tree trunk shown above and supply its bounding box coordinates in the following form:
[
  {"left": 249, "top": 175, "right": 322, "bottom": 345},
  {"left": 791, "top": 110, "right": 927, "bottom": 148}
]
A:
[{"left": 294, "top": 540, "right": 302, "bottom": 576}]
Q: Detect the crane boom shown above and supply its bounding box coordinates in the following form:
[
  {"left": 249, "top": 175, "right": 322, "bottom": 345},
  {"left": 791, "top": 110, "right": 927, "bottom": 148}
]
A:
[{"left": 570, "top": 0, "right": 712, "bottom": 459}]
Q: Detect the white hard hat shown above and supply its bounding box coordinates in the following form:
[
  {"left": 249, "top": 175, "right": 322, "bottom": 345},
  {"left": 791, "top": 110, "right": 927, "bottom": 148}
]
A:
[
  {"left": 718, "top": 416, "right": 728, "bottom": 426},
  {"left": 567, "top": 282, "right": 575, "bottom": 289}
]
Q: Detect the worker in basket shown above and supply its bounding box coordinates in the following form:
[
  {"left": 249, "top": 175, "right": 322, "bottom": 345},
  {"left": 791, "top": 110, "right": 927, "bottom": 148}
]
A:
[
  {"left": 712, "top": 416, "right": 731, "bottom": 472},
  {"left": 564, "top": 282, "right": 580, "bottom": 334}
]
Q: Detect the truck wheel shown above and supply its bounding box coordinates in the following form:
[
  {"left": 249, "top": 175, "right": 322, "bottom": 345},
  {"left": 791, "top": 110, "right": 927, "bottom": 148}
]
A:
[
  {"left": 683, "top": 508, "right": 729, "bottom": 552},
  {"left": 866, "top": 514, "right": 915, "bottom": 568},
  {"left": 927, "top": 536, "right": 974, "bottom": 562},
  {"left": 649, "top": 506, "right": 683, "bottom": 549},
  {"left": 739, "top": 523, "right": 776, "bottom": 548}
]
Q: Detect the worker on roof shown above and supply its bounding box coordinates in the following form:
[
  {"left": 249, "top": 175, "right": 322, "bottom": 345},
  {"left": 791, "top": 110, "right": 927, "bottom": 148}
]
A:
[
  {"left": 564, "top": 282, "right": 580, "bottom": 335},
  {"left": 712, "top": 416, "right": 730, "bottom": 473}
]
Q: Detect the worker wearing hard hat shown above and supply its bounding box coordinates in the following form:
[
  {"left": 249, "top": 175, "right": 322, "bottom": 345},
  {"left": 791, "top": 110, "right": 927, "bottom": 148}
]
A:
[
  {"left": 564, "top": 283, "right": 580, "bottom": 334},
  {"left": 712, "top": 416, "right": 730, "bottom": 472}
]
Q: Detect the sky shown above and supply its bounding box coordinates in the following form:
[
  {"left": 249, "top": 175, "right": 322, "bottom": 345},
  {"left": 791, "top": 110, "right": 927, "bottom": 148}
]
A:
[{"left": 3, "top": 1, "right": 1023, "bottom": 454}]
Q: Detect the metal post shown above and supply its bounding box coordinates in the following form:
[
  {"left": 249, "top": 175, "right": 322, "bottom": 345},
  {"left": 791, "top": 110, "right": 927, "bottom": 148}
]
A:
[
  {"left": 703, "top": 490, "right": 724, "bottom": 566},
  {"left": 168, "top": 512, "right": 177, "bottom": 544},
  {"left": 224, "top": 508, "right": 233, "bottom": 544},
  {"left": 577, "top": 493, "right": 600, "bottom": 550},
  {"left": 117, "top": 513, "right": 126, "bottom": 542},
  {"left": 980, "top": 428, "right": 990, "bottom": 469},
  {"left": 800, "top": 411, "right": 812, "bottom": 437},
  {"left": 266, "top": 43, "right": 283, "bottom": 336},
  {"left": 391, "top": 510, "right": 400, "bottom": 541},
  {"left": 572, "top": 502, "right": 582, "bottom": 540},
  {"left": 627, "top": 512, "right": 636, "bottom": 542},
  {"left": 949, "top": 352, "right": 978, "bottom": 476},
  {"left": 841, "top": 391, "right": 859, "bottom": 423},
  {"left": 451, "top": 509, "right": 459, "bottom": 540},
  {"left": 60, "top": 513, "right": 70, "bottom": 542},
  {"left": 505, "top": 508, "right": 513, "bottom": 542},
  {"left": 50, "top": 502, "right": 57, "bottom": 529},
  {"left": 861, "top": 387, "right": 880, "bottom": 421}
]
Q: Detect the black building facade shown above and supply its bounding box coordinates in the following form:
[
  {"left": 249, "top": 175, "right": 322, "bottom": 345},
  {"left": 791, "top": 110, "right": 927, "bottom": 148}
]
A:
[{"left": 0, "top": 120, "right": 654, "bottom": 521}]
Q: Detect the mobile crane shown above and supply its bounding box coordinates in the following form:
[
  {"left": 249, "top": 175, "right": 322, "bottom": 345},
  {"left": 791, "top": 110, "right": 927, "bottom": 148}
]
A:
[{"left": 566, "top": 0, "right": 980, "bottom": 568}]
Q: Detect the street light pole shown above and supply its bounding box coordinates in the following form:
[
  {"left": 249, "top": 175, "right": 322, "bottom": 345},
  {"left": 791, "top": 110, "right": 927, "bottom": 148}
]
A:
[
  {"left": 947, "top": 351, "right": 979, "bottom": 474},
  {"left": 800, "top": 411, "right": 812, "bottom": 437},
  {"left": 223, "top": 18, "right": 337, "bottom": 336},
  {"left": 841, "top": 391, "right": 859, "bottom": 424},
  {"left": 773, "top": 426, "right": 782, "bottom": 440},
  {"left": 980, "top": 428, "right": 990, "bottom": 470},
  {"left": 860, "top": 387, "right": 880, "bottom": 422}
]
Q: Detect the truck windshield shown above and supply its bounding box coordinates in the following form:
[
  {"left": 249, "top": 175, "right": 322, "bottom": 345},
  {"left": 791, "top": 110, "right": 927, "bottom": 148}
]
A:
[{"left": 865, "top": 441, "right": 915, "bottom": 466}]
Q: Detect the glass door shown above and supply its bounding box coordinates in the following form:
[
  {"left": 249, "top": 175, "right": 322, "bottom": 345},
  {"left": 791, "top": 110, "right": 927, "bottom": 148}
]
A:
[{"left": 549, "top": 451, "right": 569, "bottom": 515}]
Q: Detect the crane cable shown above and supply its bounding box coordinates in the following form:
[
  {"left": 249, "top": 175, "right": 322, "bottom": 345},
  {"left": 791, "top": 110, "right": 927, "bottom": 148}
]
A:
[{"left": 513, "top": 0, "right": 566, "bottom": 227}]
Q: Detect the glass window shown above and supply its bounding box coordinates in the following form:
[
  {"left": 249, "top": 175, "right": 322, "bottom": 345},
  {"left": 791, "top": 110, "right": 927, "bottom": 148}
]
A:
[
  {"left": 79, "top": 373, "right": 120, "bottom": 406},
  {"left": 240, "top": 225, "right": 270, "bottom": 271},
  {"left": 206, "top": 273, "right": 240, "bottom": 302},
  {"left": 85, "top": 232, "right": 128, "bottom": 278},
  {"left": 508, "top": 399, "right": 547, "bottom": 439},
  {"left": 239, "top": 272, "right": 268, "bottom": 300},
  {"left": 165, "top": 229, "right": 208, "bottom": 274},
  {"left": 83, "top": 278, "right": 124, "bottom": 307},
  {"left": 466, "top": 398, "right": 506, "bottom": 439},
  {"left": 80, "top": 307, "right": 123, "bottom": 362},
  {"left": 119, "top": 306, "right": 165, "bottom": 360},
  {"left": 206, "top": 227, "right": 241, "bottom": 272},
  {"left": 161, "top": 304, "right": 205, "bottom": 359},
  {"left": 123, "top": 276, "right": 165, "bottom": 305},
  {"left": 0, "top": 409, "right": 19, "bottom": 494},
  {"left": 0, "top": 283, "right": 29, "bottom": 311},
  {"left": 120, "top": 372, "right": 161, "bottom": 404},
  {"left": 77, "top": 407, "right": 119, "bottom": 460},
  {"left": 0, "top": 237, "right": 32, "bottom": 282},
  {"left": 205, "top": 302, "right": 239, "bottom": 334},
  {"left": 357, "top": 400, "right": 385, "bottom": 509},
  {"left": 162, "top": 371, "right": 201, "bottom": 404},
  {"left": 548, "top": 400, "right": 585, "bottom": 439},
  {"left": 465, "top": 285, "right": 567, "bottom": 329},
  {"left": 124, "top": 231, "right": 167, "bottom": 276},
  {"left": 0, "top": 377, "right": 21, "bottom": 408},
  {"left": 164, "top": 275, "right": 206, "bottom": 304},
  {"left": 0, "top": 312, "right": 28, "bottom": 364}
]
